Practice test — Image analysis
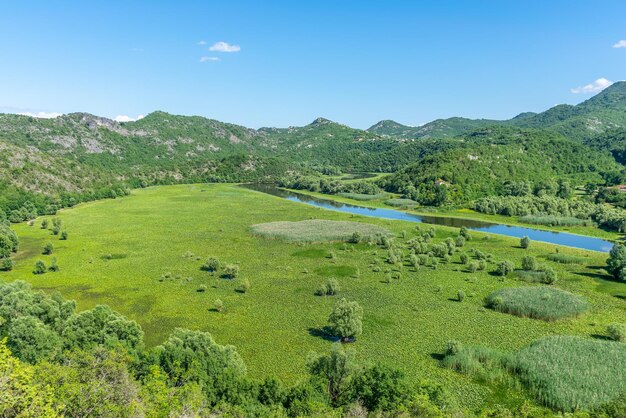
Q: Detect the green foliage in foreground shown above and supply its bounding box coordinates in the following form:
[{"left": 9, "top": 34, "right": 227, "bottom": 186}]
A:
[
  {"left": 485, "top": 287, "right": 588, "bottom": 321},
  {"left": 250, "top": 219, "right": 390, "bottom": 243},
  {"left": 444, "top": 336, "right": 626, "bottom": 412},
  {"left": 0, "top": 279, "right": 451, "bottom": 417}
]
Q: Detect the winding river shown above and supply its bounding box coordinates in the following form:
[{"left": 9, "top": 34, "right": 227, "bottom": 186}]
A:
[{"left": 243, "top": 184, "right": 616, "bottom": 253}]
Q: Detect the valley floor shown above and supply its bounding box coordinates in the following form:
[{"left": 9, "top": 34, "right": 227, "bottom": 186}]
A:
[{"left": 3, "top": 183, "right": 626, "bottom": 411}]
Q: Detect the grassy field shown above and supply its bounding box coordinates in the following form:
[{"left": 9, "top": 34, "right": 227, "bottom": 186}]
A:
[{"left": 3, "top": 183, "right": 626, "bottom": 410}]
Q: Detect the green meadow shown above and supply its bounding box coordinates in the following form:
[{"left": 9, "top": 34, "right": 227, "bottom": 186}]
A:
[{"left": 3, "top": 183, "right": 626, "bottom": 410}]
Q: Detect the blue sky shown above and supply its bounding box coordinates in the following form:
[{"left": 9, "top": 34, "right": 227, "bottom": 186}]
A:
[{"left": 1, "top": 1, "right": 625, "bottom": 128}]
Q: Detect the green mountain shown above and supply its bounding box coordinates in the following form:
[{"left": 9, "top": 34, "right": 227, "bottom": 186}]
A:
[{"left": 2, "top": 82, "right": 626, "bottom": 218}]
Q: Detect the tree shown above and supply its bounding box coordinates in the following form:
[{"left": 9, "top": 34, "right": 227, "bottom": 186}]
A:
[
  {"left": 1, "top": 257, "right": 13, "bottom": 271},
  {"left": 307, "top": 344, "right": 356, "bottom": 407},
  {"left": 520, "top": 236, "right": 530, "bottom": 249},
  {"left": 352, "top": 364, "right": 411, "bottom": 412},
  {"left": 41, "top": 219, "right": 49, "bottom": 229},
  {"left": 60, "top": 231, "right": 68, "bottom": 240},
  {"left": 201, "top": 257, "right": 220, "bottom": 272},
  {"left": 328, "top": 298, "right": 363, "bottom": 343},
  {"left": 521, "top": 256, "right": 538, "bottom": 271},
  {"left": 7, "top": 316, "right": 62, "bottom": 363},
  {"left": 48, "top": 257, "right": 59, "bottom": 272},
  {"left": 606, "top": 244, "right": 626, "bottom": 280},
  {"left": 496, "top": 260, "right": 514, "bottom": 276},
  {"left": 347, "top": 231, "right": 361, "bottom": 244},
  {"left": 239, "top": 278, "right": 251, "bottom": 293},
  {"left": 33, "top": 260, "right": 47, "bottom": 274}
]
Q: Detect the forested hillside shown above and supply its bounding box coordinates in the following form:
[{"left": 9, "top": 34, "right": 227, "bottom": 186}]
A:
[{"left": 2, "top": 82, "right": 626, "bottom": 221}]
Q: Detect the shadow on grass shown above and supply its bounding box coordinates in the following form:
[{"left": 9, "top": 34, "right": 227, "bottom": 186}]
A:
[
  {"left": 308, "top": 326, "right": 340, "bottom": 342},
  {"left": 430, "top": 352, "right": 446, "bottom": 361},
  {"left": 591, "top": 334, "right": 611, "bottom": 341}
]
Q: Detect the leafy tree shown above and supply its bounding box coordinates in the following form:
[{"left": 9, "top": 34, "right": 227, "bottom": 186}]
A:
[
  {"left": 0, "top": 340, "right": 58, "bottom": 416},
  {"left": 347, "top": 231, "right": 361, "bottom": 244},
  {"left": 606, "top": 244, "right": 626, "bottom": 280},
  {"left": 144, "top": 328, "right": 246, "bottom": 405},
  {"left": 307, "top": 344, "right": 356, "bottom": 407},
  {"left": 1, "top": 257, "right": 13, "bottom": 271},
  {"left": 201, "top": 257, "right": 220, "bottom": 272},
  {"left": 328, "top": 298, "right": 363, "bottom": 343},
  {"left": 62, "top": 305, "right": 144, "bottom": 351},
  {"left": 520, "top": 236, "right": 530, "bottom": 249},
  {"left": 521, "top": 256, "right": 538, "bottom": 271},
  {"left": 33, "top": 260, "right": 47, "bottom": 275},
  {"left": 352, "top": 364, "right": 412, "bottom": 412},
  {"left": 496, "top": 260, "right": 514, "bottom": 276},
  {"left": 7, "top": 316, "right": 62, "bottom": 363},
  {"left": 41, "top": 219, "right": 49, "bottom": 229}
]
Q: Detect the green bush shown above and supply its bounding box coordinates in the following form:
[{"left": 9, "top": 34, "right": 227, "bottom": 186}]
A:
[
  {"left": 1, "top": 258, "right": 13, "bottom": 271},
  {"left": 239, "top": 278, "right": 251, "bottom": 293},
  {"left": 42, "top": 242, "right": 54, "bottom": 255},
  {"left": 457, "top": 290, "right": 465, "bottom": 302},
  {"left": 521, "top": 256, "right": 538, "bottom": 271},
  {"left": 485, "top": 287, "right": 587, "bottom": 321},
  {"left": 60, "top": 231, "right": 68, "bottom": 240},
  {"left": 607, "top": 323, "right": 626, "bottom": 342},
  {"left": 222, "top": 264, "right": 239, "bottom": 279},
  {"left": 48, "top": 257, "right": 59, "bottom": 272},
  {"left": 520, "top": 236, "right": 530, "bottom": 249},
  {"left": 33, "top": 260, "right": 46, "bottom": 275},
  {"left": 201, "top": 257, "right": 220, "bottom": 272},
  {"left": 495, "top": 260, "right": 515, "bottom": 276},
  {"left": 214, "top": 299, "right": 224, "bottom": 312},
  {"left": 328, "top": 298, "right": 363, "bottom": 342}
]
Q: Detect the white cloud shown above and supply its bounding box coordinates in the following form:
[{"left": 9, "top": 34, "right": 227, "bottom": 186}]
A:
[
  {"left": 209, "top": 41, "right": 240, "bottom": 52},
  {"left": 18, "top": 111, "right": 63, "bottom": 119},
  {"left": 197, "top": 40, "right": 207, "bottom": 46},
  {"left": 114, "top": 114, "right": 145, "bottom": 122},
  {"left": 570, "top": 77, "right": 613, "bottom": 94},
  {"left": 200, "top": 56, "right": 220, "bottom": 62},
  {"left": 614, "top": 40, "right": 626, "bottom": 48}
]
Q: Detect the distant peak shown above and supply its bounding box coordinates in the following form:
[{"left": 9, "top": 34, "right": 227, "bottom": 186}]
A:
[{"left": 309, "top": 117, "right": 333, "bottom": 126}]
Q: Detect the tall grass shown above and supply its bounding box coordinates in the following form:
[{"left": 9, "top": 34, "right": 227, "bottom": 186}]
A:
[
  {"left": 444, "top": 336, "right": 626, "bottom": 412},
  {"left": 514, "top": 270, "right": 547, "bottom": 283},
  {"left": 338, "top": 192, "right": 387, "bottom": 201},
  {"left": 485, "top": 287, "right": 588, "bottom": 321},
  {"left": 518, "top": 215, "right": 593, "bottom": 227},
  {"left": 384, "top": 198, "right": 418, "bottom": 208},
  {"left": 546, "top": 253, "right": 586, "bottom": 264},
  {"left": 511, "top": 336, "right": 626, "bottom": 411},
  {"left": 250, "top": 220, "right": 391, "bottom": 243}
]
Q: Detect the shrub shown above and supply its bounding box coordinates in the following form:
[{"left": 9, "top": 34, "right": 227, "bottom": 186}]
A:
[
  {"left": 607, "top": 323, "right": 626, "bottom": 342},
  {"left": 48, "top": 257, "right": 59, "bottom": 272},
  {"left": 457, "top": 290, "right": 465, "bottom": 302},
  {"left": 347, "top": 231, "right": 361, "bottom": 244},
  {"left": 239, "top": 278, "right": 251, "bottom": 293},
  {"left": 51, "top": 225, "right": 60, "bottom": 235},
  {"left": 60, "top": 231, "right": 68, "bottom": 240},
  {"left": 477, "top": 260, "right": 486, "bottom": 270},
  {"left": 547, "top": 253, "right": 585, "bottom": 264},
  {"left": 445, "top": 340, "right": 463, "bottom": 356},
  {"left": 485, "top": 287, "right": 587, "bottom": 321},
  {"left": 455, "top": 236, "right": 465, "bottom": 248},
  {"left": 197, "top": 284, "right": 208, "bottom": 292},
  {"left": 42, "top": 242, "right": 54, "bottom": 255},
  {"left": 521, "top": 256, "right": 538, "bottom": 271},
  {"left": 460, "top": 226, "right": 472, "bottom": 241},
  {"left": 467, "top": 261, "right": 479, "bottom": 273},
  {"left": 328, "top": 298, "right": 363, "bottom": 342},
  {"left": 1, "top": 258, "right": 13, "bottom": 271},
  {"left": 543, "top": 268, "right": 557, "bottom": 284},
  {"left": 41, "top": 219, "right": 49, "bottom": 229},
  {"left": 214, "top": 299, "right": 224, "bottom": 312},
  {"left": 459, "top": 253, "right": 469, "bottom": 264},
  {"left": 520, "top": 236, "right": 530, "bottom": 249},
  {"left": 33, "top": 260, "right": 46, "bottom": 275},
  {"left": 201, "top": 257, "right": 220, "bottom": 272},
  {"left": 223, "top": 264, "right": 239, "bottom": 279},
  {"left": 315, "top": 284, "right": 329, "bottom": 296},
  {"left": 496, "top": 260, "right": 515, "bottom": 276}
]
